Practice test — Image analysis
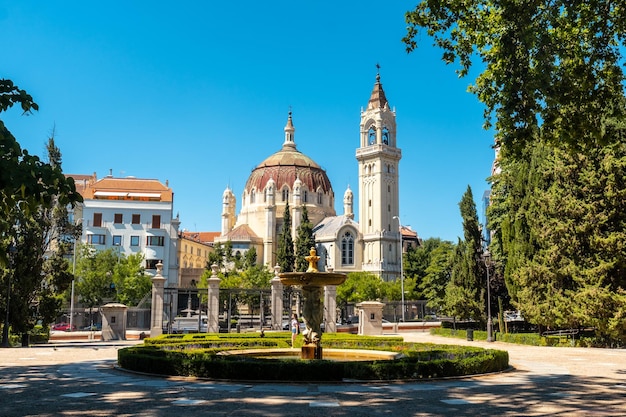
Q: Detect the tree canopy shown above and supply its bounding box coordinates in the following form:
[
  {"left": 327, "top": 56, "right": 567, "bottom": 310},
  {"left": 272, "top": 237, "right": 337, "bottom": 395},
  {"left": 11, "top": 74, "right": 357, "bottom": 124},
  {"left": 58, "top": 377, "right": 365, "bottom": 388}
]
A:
[
  {"left": 404, "top": 1, "right": 626, "bottom": 155},
  {"left": 1, "top": 86, "right": 82, "bottom": 345}
]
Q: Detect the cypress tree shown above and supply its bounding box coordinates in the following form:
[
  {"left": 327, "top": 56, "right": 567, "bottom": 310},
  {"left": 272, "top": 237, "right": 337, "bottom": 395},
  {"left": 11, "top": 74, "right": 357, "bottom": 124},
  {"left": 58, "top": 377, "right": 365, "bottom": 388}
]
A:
[
  {"left": 444, "top": 186, "right": 485, "bottom": 322},
  {"left": 295, "top": 205, "right": 316, "bottom": 272},
  {"left": 276, "top": 200, "right": 295, "bottom": 273}
]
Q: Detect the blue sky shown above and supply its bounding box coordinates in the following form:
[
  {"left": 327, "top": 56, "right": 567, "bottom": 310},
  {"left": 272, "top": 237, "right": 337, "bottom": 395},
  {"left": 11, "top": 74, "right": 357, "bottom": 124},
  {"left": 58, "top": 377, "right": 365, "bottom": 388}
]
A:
[{"left": 1, "top": 2, "right": 494, "bottom": 242}]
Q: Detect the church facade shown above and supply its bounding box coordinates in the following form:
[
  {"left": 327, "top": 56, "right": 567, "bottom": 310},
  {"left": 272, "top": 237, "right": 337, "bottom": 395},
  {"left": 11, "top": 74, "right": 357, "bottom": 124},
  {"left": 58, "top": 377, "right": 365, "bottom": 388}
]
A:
[{"left": 215, "top": 72, "right": 403, "bottom": 282}]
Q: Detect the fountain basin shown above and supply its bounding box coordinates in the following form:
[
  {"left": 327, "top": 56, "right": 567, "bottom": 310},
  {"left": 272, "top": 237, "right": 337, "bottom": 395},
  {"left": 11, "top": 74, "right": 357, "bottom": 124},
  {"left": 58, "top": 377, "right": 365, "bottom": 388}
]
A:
[
  {"left": 279, "top": 272, "right": 347, "bottom": 287},
  {"left": 217, "top": 348, "right": 403, "bottom": 362}
]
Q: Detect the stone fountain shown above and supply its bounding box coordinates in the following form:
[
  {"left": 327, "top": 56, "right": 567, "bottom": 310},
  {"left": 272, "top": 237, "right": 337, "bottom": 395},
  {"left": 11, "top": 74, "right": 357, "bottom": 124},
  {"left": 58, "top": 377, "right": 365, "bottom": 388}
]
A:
[{"left": 279, "top": 247, "right": 346, "bottom": 359}]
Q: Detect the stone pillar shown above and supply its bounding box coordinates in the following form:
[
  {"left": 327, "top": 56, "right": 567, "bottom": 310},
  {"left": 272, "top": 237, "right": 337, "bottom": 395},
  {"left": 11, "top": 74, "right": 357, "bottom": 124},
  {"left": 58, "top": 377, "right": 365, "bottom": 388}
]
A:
[
  {"left": 207, "top": 263, "right": 221, "bottom": 333},
  {"left": 357, "top": 301, "right": 384, "bottom": 336},
  {"left": 101, "top": 303, "right": 127, "bottom": 341},
  {"left": 150, "top": 261, "right": 165, "bottom": 337},
  {"left": 271, "top": 264, "right": 283, "bottom": 330},
  {"left": 324, "top": 285, "right": 338, "bottom": 333}
]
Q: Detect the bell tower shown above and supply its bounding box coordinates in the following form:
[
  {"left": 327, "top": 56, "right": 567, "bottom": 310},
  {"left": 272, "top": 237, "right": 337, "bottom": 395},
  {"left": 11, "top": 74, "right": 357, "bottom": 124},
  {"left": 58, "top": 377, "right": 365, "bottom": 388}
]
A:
[{"left": 356, "top": 68, "right": 402, "bottom": 281}]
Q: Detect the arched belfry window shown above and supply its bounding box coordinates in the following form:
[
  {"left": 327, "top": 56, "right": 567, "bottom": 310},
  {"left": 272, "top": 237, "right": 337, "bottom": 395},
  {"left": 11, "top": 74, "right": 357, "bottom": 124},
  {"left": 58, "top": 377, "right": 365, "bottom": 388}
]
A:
[
  {"left": 368, "top": 126, "right": 376, "bottom": 145},
  {"left": 341, "top": 231, "right": 354, "bottom": 266},
  {"left": 250, "top": 190, "right": 256, "bottom": 204},
  {"left": 282, "top": 188, "right": 289, "bottom": 202},
  {"left": 382, "top": 127, "right": 389, "bottom": 144}
]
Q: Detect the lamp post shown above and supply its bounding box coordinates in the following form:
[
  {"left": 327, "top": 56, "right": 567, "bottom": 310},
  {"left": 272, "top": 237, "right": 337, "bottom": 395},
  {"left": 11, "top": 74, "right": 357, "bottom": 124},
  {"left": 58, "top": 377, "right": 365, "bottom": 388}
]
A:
[
  {"left": 1, "top": 242, "right": 16, "bottom": 348},
  {"left": 70, "top": 218, "right": 82, "bottom": 332},
  {"left": 484, "top": 249, "right": 493, "bottom": 342},
  {"left": 392, "top": 216, "right": 405, "bottom": 322}
]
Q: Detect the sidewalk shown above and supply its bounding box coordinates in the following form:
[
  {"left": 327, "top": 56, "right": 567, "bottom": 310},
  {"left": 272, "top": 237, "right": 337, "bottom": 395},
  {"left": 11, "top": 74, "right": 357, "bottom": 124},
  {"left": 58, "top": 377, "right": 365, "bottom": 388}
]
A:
[
  {"left": 48, "top": 329, "right": 146, "bottom": 343},
  {"left": 403, "top": 331, "right": 626, "bottom": 380}
]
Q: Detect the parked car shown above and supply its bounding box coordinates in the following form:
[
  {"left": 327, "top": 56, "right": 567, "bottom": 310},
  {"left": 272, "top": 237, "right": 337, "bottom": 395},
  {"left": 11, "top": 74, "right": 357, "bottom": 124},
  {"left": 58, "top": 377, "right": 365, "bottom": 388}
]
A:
[
  {"left": 81, "top": 323, "right": 102, "bottom": 331},
  {"left": 52, "top": 322, "right": 76, "bottom": 331},
  {"left": 282, "top": 320, "right": 306, "bottom": 331}
]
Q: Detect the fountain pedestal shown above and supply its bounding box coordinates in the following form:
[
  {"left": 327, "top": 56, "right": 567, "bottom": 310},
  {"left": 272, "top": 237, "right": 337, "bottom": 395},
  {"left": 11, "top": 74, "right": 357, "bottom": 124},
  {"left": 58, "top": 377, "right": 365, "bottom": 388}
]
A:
[
  {"left": 279, "top": 248, "right": 346, "bottom": 360},
  {"left": 301, "top": 344, "right": 322, "bottom": 360}
]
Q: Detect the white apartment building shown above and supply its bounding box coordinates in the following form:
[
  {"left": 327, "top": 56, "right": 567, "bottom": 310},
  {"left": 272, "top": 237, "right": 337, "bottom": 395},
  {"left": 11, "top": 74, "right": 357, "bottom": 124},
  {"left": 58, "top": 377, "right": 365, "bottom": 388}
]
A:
[{"left": 71, "top": 173, "right": 180, "bottom": 291}]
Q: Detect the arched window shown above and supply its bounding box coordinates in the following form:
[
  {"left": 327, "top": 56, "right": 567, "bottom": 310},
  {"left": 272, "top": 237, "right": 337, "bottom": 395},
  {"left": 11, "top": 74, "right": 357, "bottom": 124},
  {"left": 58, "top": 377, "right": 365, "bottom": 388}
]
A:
[
  {"left": 317, "top": 191, "right": 323, "bottom": 204},
  {"left": 282, "top": 188, "right": 289, "bottom": 202},
  {"left": 382, "top": 127, "right": 389, "bottom": 144},
  {"left": 250, "top": 190, "right": 255, "bottom": 204},
  {"left": 341, "top": 231, "right": 354, "bottom": 266},
  {"left": 368, "top": 126, "right": 376, "bottom": 145},
  {"left": 303, "top": 190, "right": 308, "bottom": 202}
]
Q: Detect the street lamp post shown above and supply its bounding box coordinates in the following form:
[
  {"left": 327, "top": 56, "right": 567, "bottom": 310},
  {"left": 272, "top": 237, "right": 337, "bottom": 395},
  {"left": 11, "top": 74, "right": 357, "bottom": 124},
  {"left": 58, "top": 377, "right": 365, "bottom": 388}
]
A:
[
  {"left": 70, "top": 219, "right": 82, "bottom": 333},
  {"left": 1, "top": 242, "right": 16, "bottom": 348},
  {"left": 484, "top": 249, "right": 493, "bottom": 342},
  {"left": 393, "top": 216, "right": 405, "bottom": 322}
]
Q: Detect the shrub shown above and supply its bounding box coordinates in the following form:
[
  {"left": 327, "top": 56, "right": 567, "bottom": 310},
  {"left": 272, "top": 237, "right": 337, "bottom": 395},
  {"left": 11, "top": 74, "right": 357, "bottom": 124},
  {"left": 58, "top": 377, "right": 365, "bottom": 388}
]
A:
[{"left": 118, "top": 332, "right": 509, "bottom": 382}]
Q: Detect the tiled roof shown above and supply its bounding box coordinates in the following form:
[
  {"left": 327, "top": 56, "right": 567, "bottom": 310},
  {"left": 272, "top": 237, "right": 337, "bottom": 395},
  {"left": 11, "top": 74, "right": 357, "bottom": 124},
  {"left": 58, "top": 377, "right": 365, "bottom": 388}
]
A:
[
  {"left": 181, "top": 231, "right": 220, "bottom": 244},
  {"left": 312, "top": 215, "right": 358, "bottom": 239},
  {"left": 367, "top": 73, "right": 389, "bottom": 110},
  {"left": 74, "top": 175, "right": 173, "bottom": 202},
  {"left": 224, "top": 224, "right": 259, "bottom": 241}
]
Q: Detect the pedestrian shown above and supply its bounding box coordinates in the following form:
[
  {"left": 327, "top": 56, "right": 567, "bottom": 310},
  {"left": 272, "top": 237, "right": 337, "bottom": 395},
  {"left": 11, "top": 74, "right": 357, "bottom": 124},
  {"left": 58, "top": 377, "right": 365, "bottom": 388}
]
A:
[{"left": 291, "top": 313, "right": 299, "bottom": 347}]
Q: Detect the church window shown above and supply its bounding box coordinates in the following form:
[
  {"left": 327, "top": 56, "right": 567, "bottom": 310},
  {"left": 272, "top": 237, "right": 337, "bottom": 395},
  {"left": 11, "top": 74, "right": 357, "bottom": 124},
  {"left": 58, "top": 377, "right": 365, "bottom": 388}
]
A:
[
  {"left": 341, "top": 232, "right": 354, "bottom": 265},
  {"left": 368, "top": 199, "right": 371, "bottom": 207},
  {"left": 388, "top": 185, "right": 391, "bottom": 192},
  {"left": 304, "top": 190, "right": 308, "bottom": 202},
  {"left": 382, "top": 127, "right": 389, "bottom": 144},
  {"left": 317, "top": 191, "right": 323, "bottom": 204},
  {"left": 282, "top": 188, "right": 289, "bottom": 202},
  {"left": 251, "top": 190, "right": 255, "bottom": 204},
  {"left": 368, "top": 126, "right": 376, "bottom": 145}
]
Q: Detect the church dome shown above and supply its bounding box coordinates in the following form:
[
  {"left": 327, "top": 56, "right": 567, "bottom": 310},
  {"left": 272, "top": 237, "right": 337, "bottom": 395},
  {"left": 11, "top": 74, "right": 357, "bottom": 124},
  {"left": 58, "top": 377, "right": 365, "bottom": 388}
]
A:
[{"left": 244, "top": 113, "right": 332, "bottom": 194}]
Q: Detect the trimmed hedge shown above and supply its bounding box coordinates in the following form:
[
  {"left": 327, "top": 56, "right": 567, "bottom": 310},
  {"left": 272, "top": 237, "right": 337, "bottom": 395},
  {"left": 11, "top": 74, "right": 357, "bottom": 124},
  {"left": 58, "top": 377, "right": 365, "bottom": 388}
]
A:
[{"left": 118, "top": 332, "right": 509, "bottom": 381}]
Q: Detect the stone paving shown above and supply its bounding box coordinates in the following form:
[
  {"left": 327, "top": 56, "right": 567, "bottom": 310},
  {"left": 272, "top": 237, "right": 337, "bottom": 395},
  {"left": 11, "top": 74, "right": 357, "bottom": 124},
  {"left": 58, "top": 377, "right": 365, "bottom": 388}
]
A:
[{"left": 0, "top": 332, "right": 625, "bottom": 416}]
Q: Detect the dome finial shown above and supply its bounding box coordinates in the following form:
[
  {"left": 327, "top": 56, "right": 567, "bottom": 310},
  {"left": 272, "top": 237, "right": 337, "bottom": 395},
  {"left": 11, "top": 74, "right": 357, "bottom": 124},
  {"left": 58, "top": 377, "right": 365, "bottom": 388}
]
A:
[{"left": 283, "top": 108, "right": 296, "bottom": 148}]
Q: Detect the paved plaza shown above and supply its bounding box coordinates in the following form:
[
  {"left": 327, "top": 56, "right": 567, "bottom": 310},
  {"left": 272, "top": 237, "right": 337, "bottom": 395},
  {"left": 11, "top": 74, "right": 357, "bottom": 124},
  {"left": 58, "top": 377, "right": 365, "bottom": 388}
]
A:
[{"left": 1, "top": 332, "right": 625, "bottom": 416}]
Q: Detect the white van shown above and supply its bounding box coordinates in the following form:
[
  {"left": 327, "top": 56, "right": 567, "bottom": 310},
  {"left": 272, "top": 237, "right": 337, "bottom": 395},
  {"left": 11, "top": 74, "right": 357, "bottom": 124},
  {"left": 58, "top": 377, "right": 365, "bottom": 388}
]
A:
[{"left": 170, "top": 316, "right": 207, "bottom": 333}]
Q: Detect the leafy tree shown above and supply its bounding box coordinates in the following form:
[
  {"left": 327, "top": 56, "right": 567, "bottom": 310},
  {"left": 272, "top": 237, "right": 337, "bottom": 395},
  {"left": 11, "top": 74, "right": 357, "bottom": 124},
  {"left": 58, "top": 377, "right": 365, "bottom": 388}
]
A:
[
  {"left": 419, "top": 240, "right": 455, "bottom": 311},
  {"left": 337, "top": 272, "right": 385, "bottom": 306},
  {"left": 243, "top": 247, "right": 257, "bottom": 269},
  {"left": 295, "top": 205, "right": 315, "bottom": 271},
  {"left": 208, "top": 242, "right": 225, "bottom": 269},
  {"left": 404, "top": 0, "right": 626, "bottom": 156},
  {"left": 276, "top": 200, "right": 295, "bottom": 273},
  {"left": 208, "top": 240, "right": 236, "bottom": 274},
  {"left": 1, "top": 130, "right": 80, "bottom": 346},
  {"left": 404, "top": 237, "right": 451, "bottom": 295},
  {"left": 74, "top": 245, "right": 118, "bottom": 310},
  {"left": 113, "top": 253, "right": 150, "bottom": 306},
  {"left": 0, "top": 81, "right": 80, "bottom": 265}
]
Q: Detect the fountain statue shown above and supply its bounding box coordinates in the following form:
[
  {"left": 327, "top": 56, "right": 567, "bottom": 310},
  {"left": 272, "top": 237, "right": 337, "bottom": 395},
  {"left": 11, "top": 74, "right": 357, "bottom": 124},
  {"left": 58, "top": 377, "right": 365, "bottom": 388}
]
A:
[{"left": 279, "top": 247, "right": 346, "bottom": 359}]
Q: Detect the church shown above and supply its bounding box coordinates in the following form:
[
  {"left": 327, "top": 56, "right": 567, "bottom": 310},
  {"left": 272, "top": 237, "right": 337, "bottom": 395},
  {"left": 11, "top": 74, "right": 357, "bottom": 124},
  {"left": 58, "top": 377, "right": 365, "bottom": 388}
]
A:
[{"left": 215, "top": 72, "right": 413, "bottom": 282}]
